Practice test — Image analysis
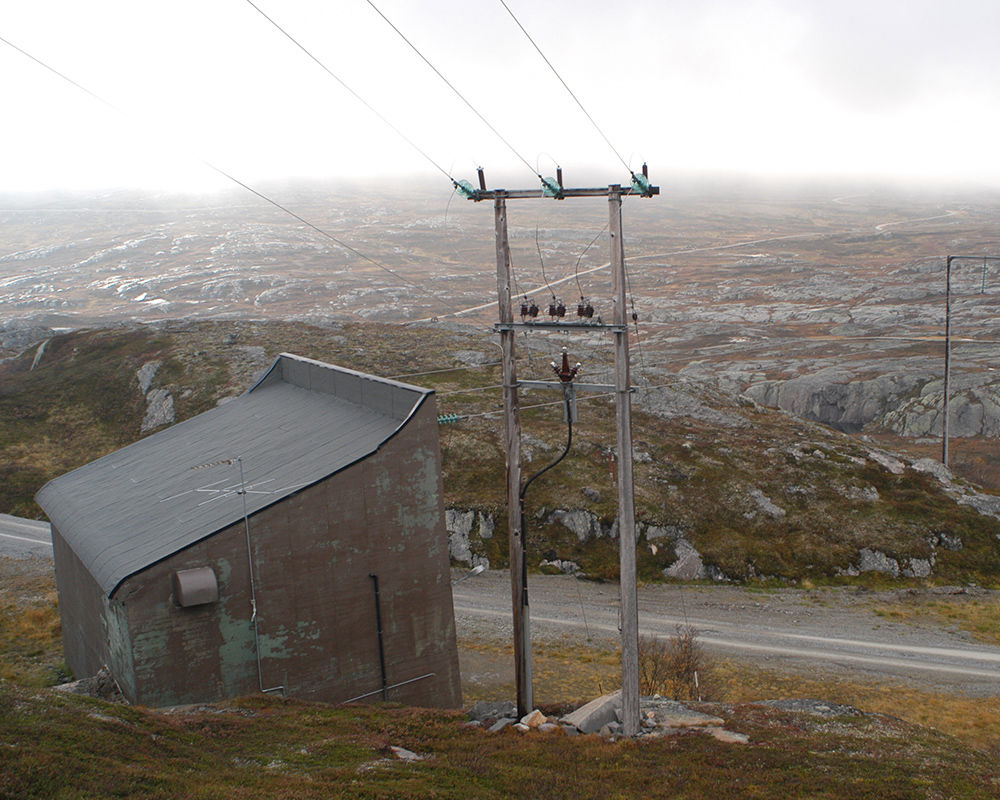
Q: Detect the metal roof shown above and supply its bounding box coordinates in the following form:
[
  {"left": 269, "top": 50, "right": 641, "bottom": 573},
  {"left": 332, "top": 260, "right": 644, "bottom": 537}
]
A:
[{"left": 36, "top": 353, "right": 432, "bottom": 597}]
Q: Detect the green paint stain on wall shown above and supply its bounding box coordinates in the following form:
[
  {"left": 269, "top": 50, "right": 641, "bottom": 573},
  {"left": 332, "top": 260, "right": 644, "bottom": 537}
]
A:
[{"left": 216, "top": 605, "right": 255, "bottom": 694}]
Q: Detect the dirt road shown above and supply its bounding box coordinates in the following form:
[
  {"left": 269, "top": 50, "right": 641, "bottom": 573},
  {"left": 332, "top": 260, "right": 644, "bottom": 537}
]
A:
[{"left": 452, "top": 570, "right": 1000, "bottom": 697}]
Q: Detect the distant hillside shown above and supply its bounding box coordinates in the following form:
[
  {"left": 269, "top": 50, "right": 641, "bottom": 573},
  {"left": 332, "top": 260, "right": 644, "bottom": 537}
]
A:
[{"left": 2, "top": 319, "right": 999, "bottom": 586}]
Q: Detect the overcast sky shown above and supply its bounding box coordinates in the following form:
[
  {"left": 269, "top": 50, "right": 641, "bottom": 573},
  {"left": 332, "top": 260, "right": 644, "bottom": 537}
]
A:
[{"left": 3, "top": 0, "right": 999, "bottom": 193}]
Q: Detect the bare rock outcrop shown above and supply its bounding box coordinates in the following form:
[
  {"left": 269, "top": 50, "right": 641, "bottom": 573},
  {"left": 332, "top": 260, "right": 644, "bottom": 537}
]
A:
[
  {"left": 745, "top": 369, "right": 922, "bottom": 432},
  {"left": 445, "top": 509, "right": 492, "bottom": 568},
  {"left": 884, "top": 376, "right": 1000, "bottom": 438},
  {"left": 746, "top": 368, "right": 1000, "bottom": 438},
  {"left": 137, "top": 360, "right": 175, "bottom": 433}
]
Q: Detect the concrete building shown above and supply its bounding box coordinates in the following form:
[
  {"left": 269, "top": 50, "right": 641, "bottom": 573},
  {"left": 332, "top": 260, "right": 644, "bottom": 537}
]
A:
[{"left": 36, "top": 353, "right": 461, "bottom": 708}]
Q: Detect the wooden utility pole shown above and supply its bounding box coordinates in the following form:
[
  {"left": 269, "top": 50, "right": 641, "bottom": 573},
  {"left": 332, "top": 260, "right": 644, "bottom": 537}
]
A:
[
  {"left": 609, "top": 186, "right": 640, "bottom": 736},
  {"left": 466, "top": 170, "right": 657, "bottom": 732},
  {"left": 494, "top": 193, "right": 531, "bottom": 717}
]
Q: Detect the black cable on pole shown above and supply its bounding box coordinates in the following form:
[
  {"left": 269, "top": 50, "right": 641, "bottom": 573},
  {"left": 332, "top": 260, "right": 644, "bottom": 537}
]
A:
[
  {"left": 518, "top": 390, "right": 573, "bottom": 617},
  {"left": 364, "top": 0, "right": 544, "bottom": 185},
  {"left": 0, "top": 34, "right": 464, "bottom": 318},
  {"left": 520, "top": 392, "right": 573, "bottom": 500},
  {"left": 496, "top": 0, "right": 635, "bottom": 178},
  {"left": 240, "top": 0, "right": 456, "bottom": 186}
]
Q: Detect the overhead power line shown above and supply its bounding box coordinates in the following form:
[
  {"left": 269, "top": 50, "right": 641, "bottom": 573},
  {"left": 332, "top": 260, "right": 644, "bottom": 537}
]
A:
[
  {"left": 364, "top": 0, "right": 545, "bottom": 186},
  {"left": 0, "top": 33, "right": 463, "bottom": 317},
  {"left": 0, "top": 34, "right": 118, "bottom": 113},
  {"left": 496, "top": 0, "right": 634, "bottom": 178},
  {"left": 240, "top": 0, "right": 456, "bottom": 186}
]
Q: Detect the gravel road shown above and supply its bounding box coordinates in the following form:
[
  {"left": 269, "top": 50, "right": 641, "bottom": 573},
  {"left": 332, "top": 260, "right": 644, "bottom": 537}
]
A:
[
  {"left": 0, "top": 514, "right": 52, "bottom": 559},
  {"left": 452, "top": 569, "right": 1000, "bottom": 697}
]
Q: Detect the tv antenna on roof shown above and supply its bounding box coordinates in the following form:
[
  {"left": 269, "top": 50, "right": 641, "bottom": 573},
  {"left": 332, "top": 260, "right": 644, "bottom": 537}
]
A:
[{"left": 160, "top": 457, "right": 303, "bottom": 507}]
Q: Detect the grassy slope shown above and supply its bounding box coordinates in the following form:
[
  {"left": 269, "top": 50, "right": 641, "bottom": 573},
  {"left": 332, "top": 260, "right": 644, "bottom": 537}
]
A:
[
  {"left": 2, "top": 319, "right": 1000, "bottom": 584},
  {"left": 1, "top": 683, "right": 998, "bottom": 800},
  {"left": 4, "top": 556, "right": 1000, "bottom": 791}
]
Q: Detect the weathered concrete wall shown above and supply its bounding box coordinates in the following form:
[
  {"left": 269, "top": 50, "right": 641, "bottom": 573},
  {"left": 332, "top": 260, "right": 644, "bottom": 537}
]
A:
[
  {"left": 117, "top": 525, "right": 257, "bottom": 706},
  {"left": 52, "top": 526, "right": 118, "bottom": 683},
  {"left": 116, "top": 395, "right": 460, "bottom": 709}
]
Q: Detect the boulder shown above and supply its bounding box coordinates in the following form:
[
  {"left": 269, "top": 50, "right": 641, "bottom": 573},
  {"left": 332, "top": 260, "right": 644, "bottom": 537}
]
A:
[
  {"left": 867, "top": 450, "right": 905, "bottom": 475},
  {"left": 958, "top": 492, "right": 1000, "bottom": 521},
  {"left": 747, "top": 488, "right": 786, "bottom": 519},
  {"left": 389, "top": 746, "right": 423, "bottom": 762},
  {"left": 707, "top": 728, "right": 749, "bottom": 744},
  {"left": 520, "top": 709, "right": 546, "bottom": 729},
  {"left": 468, "top": 700, "right": 516, "bottom": 722},
  {"left": 663, "top": 537, "right": 707, "bottom": 581},
  {"left": 549, "top": 509, "right": 607, "bottom": 542},
  {"left": 858, "top": 548, "right": 900, "bottom": 577},
  {"left": 560, "top": 690, "right": 622, "bottom": 734},
  {"left": 539, "top": 559, "right": 581, "bottom": 575},
  {"left": 902, "top": 558, "right": 932, "bottom": 578},
  {"left": 645, "top": 700, "right": 724, "bottom": 728},
  {"left": 911, "top": 458, "right": 954, "bottom": 484}
]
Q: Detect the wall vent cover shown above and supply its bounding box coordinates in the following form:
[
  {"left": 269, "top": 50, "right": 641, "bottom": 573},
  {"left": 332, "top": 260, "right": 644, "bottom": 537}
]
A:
[{"left": 173, "top": 566, "right": 219, "bottom": 607}]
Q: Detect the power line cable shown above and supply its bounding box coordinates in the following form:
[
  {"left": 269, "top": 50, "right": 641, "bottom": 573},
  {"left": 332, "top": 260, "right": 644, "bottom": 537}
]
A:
[
  {"left": 0, "top": 34, "right": 463, "bottom": 317},
  {"left": 622, "top": 250, "right": 648, "bottom": 380},
  {"left": 535, "top": 225, "right": 557, "bottom": 301},
  {"left": 439, "top": 384, "right": 505, "bottom": 397},
  {"left": 496, "top": 0, "right": 634, "bottom": 178},
  {"left": 364, "top": 0, "right": 545, "bottom": 186},
  {"left": 0, "top": 34, "right": 118, "bottom": 113},
  {"left": 448, "top": 391, "right": 616, "bottom": 421},
  {"left": 388, "top": 362, "right": 501, "bottom": 379},
  {"left": 573, "top": 223, "right": 608, "bottom": 300},
  {"left": 240, "top": 0, "right": 456, "bottom": 186}
]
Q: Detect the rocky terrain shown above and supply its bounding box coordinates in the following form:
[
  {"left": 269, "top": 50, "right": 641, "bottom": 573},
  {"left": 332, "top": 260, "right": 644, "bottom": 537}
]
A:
[
  {"left": 2, "top": 178, "right": 999, "bottom": 581},
  {"left": 3, "top": 180, "right": 997, "bottom": 430},
  {"left": 2, "top": 318, "right": 999, "bottom": 587}
]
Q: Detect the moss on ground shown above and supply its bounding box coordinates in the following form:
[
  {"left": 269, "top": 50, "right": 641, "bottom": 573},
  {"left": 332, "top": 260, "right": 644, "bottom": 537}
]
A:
[{"left": 1, "top": 681, "right": 998, "bottom": 800}]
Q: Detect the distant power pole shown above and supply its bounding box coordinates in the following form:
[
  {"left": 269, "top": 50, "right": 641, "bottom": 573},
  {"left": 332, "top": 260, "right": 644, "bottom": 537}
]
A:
[
  {"left": 940, "top": 254, "right": 1000, "bottom": 466},
  {"left": 462, "top": 168, "right": 657, "bottom": 733}
]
